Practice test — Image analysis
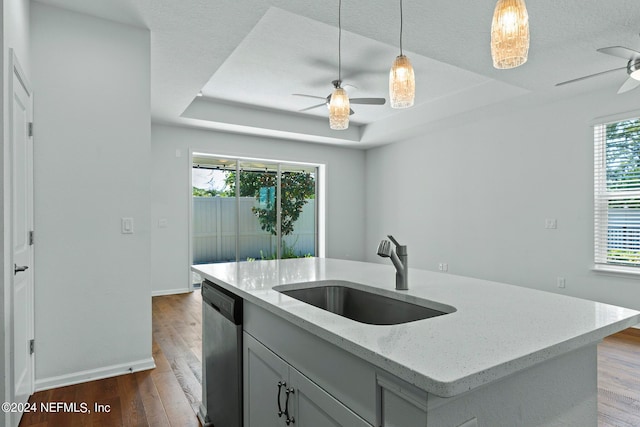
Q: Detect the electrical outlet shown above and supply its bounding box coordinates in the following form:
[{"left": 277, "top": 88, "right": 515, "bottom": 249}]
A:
[
  {"left": 545, "top": 218, "right": 557, "bottom": 229},
  {"left": 121, "top": 217, "right": 134, "bottom": 234},
  {"left": 438, "top": 263, "right": 449, "bottom": 272},
  {"left": 557, "top": 277, "right": 566, "bottom": 288}
]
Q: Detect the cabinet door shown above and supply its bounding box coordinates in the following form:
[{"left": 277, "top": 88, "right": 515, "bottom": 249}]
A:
[
  {"left": 377, "top": 374, "right": 427, "bottom": 427},
  {"left": 244, "top": 333, "right": 290, "bottom": 427},
  {"left": 290, "top": 367, "right": 372, "bottom": 427}
]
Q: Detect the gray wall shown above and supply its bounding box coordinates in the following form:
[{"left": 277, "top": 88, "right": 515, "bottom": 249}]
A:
[
  {"left": 31, "top": 3, "right": 153, "bottom": 388},
  {"left": 365, "top": 88, "right": 640, "bottom": 311},
  {"left": 151, "top": 124, "right": 366, "bottom": 295}
]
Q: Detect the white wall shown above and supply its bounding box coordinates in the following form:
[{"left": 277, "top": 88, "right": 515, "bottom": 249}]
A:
[
  {"left": 366, "top": 88, "right": 640, "bottom": 311},
  {"left": 31, "top": 3, "right": 153, "bottom": 388},
  {"left": 2, "top": 0, "right": 30, "bottom": 425},
  {"left": 151, "top": 124, "right": 366, "bottom": 295}
]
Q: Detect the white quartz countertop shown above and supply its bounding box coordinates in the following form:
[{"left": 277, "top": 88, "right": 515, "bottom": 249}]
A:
[{"left": 192, "top": 258, "right": 640, "bottom": 397}]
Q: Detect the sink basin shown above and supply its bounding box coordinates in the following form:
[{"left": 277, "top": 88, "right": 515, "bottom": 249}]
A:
[{"left": 274, "top": 281, "right": 453, "bottom": 325}]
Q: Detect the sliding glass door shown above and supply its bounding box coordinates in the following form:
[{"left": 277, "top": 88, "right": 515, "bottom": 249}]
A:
[{"left": 192, "top": 155, "right": 318, "bottom": 266}]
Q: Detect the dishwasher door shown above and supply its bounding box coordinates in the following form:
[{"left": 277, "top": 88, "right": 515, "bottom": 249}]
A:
[{"left": 201, "top": 279, "right": 243, "bottom": 427}]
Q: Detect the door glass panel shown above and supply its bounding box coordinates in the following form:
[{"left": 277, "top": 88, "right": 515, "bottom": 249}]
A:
[
  {"left": 192, "top": 158, "right": 237, "bottom": 283},
  {"left": 281, "top": 164, "right": 316, "bottom": 258},
  {"left": 238, "top": 161, "right": 280, "bottom": 261}
]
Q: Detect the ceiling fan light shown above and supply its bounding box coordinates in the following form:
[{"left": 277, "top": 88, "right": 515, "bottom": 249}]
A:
[
  {"left": 329, "top": 87, "right": 350, "bottom": 130},
  {"left": 389, "top": 55, "right": 415, "bottom": 109},
  {"left": 629, "top": 60, "right": 640, "bottom": 81},
  {"left": 491, "top": 0, "right": 529, "bottom": 69}
]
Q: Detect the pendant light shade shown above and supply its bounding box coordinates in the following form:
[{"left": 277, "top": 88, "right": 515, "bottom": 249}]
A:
[
  {"left": 491, "top": 0, "right": 529, "bottom": 69},
  {"left": 390, "top": 55, "right": 415, "bottom": 109},
  {"left": 329, "top": 87, "right": 350, "bottom": 130},
  {"left": 390, "top": 0, "right": 414, "bottom": 109}
]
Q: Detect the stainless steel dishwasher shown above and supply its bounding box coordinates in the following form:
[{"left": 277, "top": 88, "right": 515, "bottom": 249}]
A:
[{"left": 200, "top": 279, "right": 243, "bottom": 427}]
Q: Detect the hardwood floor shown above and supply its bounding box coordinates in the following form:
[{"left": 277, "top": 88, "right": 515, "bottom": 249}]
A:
[
  {"left": 17, "top": 291, "right": 640, "bottom": 427},
  {"left": 19, "top": 292, "right": 203, "bottom": 427},
  {"left": 598, "top": 328, "right": 640, "bottom": 427}
]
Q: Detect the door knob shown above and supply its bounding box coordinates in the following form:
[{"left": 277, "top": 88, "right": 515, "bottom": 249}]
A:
[{"left": 14, "top": 264, "right": 29, "bottom": 275}]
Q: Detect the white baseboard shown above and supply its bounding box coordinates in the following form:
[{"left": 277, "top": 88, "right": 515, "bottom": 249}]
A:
[
  {"left": 632, "top": 324, "right": 640, "bottom": 329},
  {"left": 152, "top": 287, "right": 191, "bottom": 297},
  {"left": 35, "top": 357, "right": 156, "bottom": 392}
]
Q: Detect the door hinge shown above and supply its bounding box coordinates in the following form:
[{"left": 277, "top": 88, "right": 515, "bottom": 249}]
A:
[
  {"left": 29, "top": 230, "right": 34, "bottom": 246},
  {"left": 28, "top": 122, "right": 33, "bottom": 137},
  {"left": 29, "top": 339, "right": 34, "bottom": 355}
]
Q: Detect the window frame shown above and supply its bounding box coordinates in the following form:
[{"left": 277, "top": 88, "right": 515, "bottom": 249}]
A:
[{"left": 593, "top": 116, "right": 640, "bottom": 276}]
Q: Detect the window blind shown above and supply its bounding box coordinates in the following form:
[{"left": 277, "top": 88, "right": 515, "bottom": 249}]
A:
[{"left": 594, "top": 118, "right": 640, "bottom": 267}]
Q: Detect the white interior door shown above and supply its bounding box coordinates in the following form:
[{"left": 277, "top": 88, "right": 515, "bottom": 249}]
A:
[{"left": 10, "top": 50, "right": 34, "bottom": 426}]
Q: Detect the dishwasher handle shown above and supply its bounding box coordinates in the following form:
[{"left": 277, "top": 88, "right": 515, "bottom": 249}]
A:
[{"left": 202, "top": 280, "right": 243, "bottom": 324}]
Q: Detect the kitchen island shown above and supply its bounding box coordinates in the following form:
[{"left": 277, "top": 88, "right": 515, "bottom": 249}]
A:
[{"left": 193, "top": 258, "right": 640, "bottom": 427}]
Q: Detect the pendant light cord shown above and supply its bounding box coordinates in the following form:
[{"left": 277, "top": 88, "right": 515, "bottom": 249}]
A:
[
  {"left": 338, "top": 0, "right": 342, "bottom": 83},
  {"left": 399, "top": 0, "right": 404, "bottom": 56}
]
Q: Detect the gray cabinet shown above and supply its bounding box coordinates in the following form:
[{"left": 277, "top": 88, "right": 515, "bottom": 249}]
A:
[
  {"left": 376, "top": 374, "right": 428, "bottom": 427},
  {"left": 244, "top": 333, "right": 372, "bottom": 427}
]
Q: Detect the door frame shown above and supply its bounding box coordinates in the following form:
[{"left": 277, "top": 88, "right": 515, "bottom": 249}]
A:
[
  {"left": 7, "top": 48, "right": 35, "bottom": 422},
  {"left": 188, "top": 151, "right": 326, "bottom": 290}
]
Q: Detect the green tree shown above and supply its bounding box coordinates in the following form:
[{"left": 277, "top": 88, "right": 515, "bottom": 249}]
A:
[
  {"left": 225, "top": 170, "right": 315, "bottom": 236},
  {"left": 192, "top": 187, "right": 218, "bottom": 197},
  {"left": 606, "top": 119, "right": 640, "bottom": 190}
]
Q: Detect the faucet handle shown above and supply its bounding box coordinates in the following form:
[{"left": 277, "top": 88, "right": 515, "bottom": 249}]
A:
[
  {"left": 387, "top": 235, "right": 401, "bottom": 247},
  {"left": 387, "top": 235, "right": 407, "bottom": 255}
]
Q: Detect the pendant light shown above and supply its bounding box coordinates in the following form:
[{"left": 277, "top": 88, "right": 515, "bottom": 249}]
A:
[
  {"left": 329, "top": 0, "right": 350, "bottom": 130},
  {"left": 389, "top": 0, "right": 415, "bottom": 109},
  {"left": 490, "top": 0, "right": 529, "bottom": 69}
]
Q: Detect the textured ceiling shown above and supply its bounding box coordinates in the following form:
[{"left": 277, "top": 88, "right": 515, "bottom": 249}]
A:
[
  {"left": 201, "top": 7, "right": 493, "bottom": 125},
  {"left": 35, "top": 0, "right": 640, "bottom": 147}
]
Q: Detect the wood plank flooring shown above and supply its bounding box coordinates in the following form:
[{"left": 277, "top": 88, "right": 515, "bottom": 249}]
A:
[
  {"left": 598, "top": 328, "right": 640, "bottom": 427},
  {"left": 19, "top": 292, "right": 203, "bottom": 427},
  {"left": 17, "top": 291, "right": 640, "bottom": 427}
]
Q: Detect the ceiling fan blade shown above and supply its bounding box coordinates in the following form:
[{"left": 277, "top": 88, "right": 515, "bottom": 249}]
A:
[
  {"left": 617, "top": 77, "right": 640, "bottom": 94},
  {"left": 350, "top": 97, "right": 386, "bottom": 105},
  {"left": 555, "top": 66, "right": 627, "bottom": 86},
  {"left": 299, "top": 103, "right": 326, "bottom": 112},
  {"left": 598, "top": 46, "right": 640, "bottom": 60},
  {"left": 292, "top": 94, "right": 326, "bottom": 100}
]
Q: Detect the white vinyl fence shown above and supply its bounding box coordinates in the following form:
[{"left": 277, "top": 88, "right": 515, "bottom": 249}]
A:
[{"left": 193, "top": 196, "right": 315, "bottom": 263}]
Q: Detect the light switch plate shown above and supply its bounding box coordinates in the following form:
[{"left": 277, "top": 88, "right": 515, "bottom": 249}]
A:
[{"left": 121, "top": 217, "right": 134, "bottom": 234}]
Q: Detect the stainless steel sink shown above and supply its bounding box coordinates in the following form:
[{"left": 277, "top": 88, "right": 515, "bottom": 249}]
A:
[{"left": 274, "top": 281, "right": 453, "bottom": 325}]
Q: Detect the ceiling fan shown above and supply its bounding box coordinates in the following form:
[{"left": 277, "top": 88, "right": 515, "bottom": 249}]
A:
[
  {"left": 293, "top": 80, "right": 386, "bottom": 116},
  {"left": 556, "top": 46, "right": 640, "bottom": 94}
]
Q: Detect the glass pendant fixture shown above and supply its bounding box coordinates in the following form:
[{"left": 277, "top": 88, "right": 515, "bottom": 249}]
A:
[
  {"left": 329, "top": 0, "right": 350, "bottom": 130},
  {"left": 490, "top": 0, "right": 529, "bottom": 69},
  {"left": 329, "top": 86, "right": 350, "bottom": 130},
  {"left": 389, "top": 0, "right": 415, "bottom": 109}
]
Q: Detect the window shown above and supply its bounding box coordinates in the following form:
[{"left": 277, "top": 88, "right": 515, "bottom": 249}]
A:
[{"left": 594, "top": 118, "right": 640, "bottom": 269}]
